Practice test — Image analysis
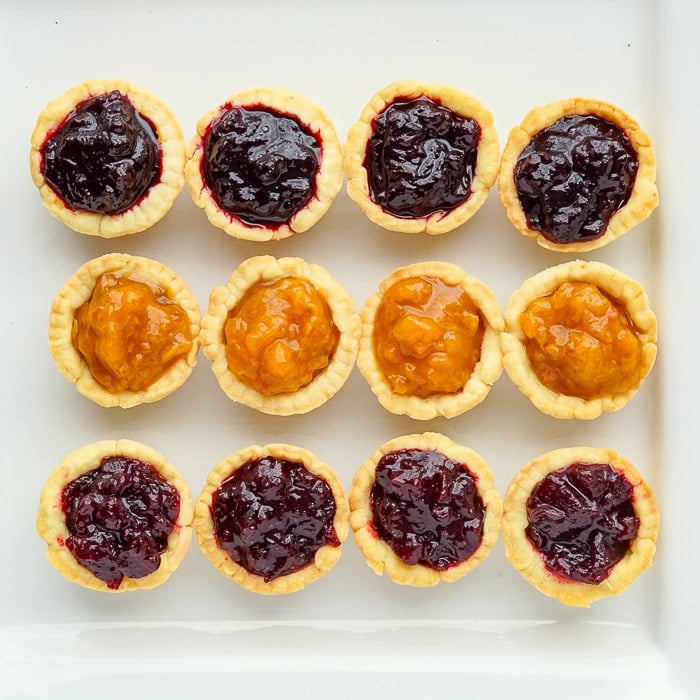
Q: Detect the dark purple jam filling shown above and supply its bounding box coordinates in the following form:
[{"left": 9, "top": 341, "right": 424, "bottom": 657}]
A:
[
  {"left": 202, "top": 105, "right": 321, "bottom": 227},
  {"left": 42, "top": 91, "right": 161, "bottom": 215},
  {"left": 211, "top": 456, "right": 340, "bottom": 582},
  {"left": 370, "top": 448, "right": 485, "bottom": 571},
  {"left": 525, "top": 462, "right": 639, "bottom": 585},
  {"left": 61, "top": 455, "right": 180, "bottom": 590},
  {"left": 364, "top": 96, "right": 481, "bottom": 219},
  {"left": 514, "top": 114, "right": 639, "bottom": 244}
]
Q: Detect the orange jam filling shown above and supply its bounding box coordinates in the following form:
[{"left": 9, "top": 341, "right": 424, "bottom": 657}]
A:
[
  {"left": 374, "top": 276, "right": 485, "bottom": 398},
  {"left": 519, "top": 281, "right": 644, "bottom": 400},
  {"left": 72, "top": 273, "right": 194, "bottom": 393},
  {"left": 224, "top": 276, "right": 339, "bottom": 396}
]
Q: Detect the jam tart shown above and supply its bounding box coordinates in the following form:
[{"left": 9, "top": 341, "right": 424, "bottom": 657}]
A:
[
  {"left": 30, "top": 79, "right": 185, "bottom": 237},
  {"left": 344, "top": 80, "right": 500, "bottom": 235},
  {"left": 49, "top": 253, "right": 201, "bottom": 408}
]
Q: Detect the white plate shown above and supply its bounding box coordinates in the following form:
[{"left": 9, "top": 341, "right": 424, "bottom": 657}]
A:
[{"left": 1, "top": 1, "right": 698, "bottom": 697}]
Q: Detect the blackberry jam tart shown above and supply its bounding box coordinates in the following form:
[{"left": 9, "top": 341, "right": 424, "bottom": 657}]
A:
[
  {"left": 502, "top": 447, "right": 659, "bottom": 606},
  {"left": 30, "top": 79, "right": 185, "bottom": 237},
  {"left": 186, "top": 88, "right": 343, "bottom": 241},
  {"left": 36, "top": 440, "right": 193, "bottom": 592},
  {"left": 501, "top": 260, "right": 657, "bottom": 419},
  {"left": 350, "top": 433, "right": 502, "bottom": 586},
  {"left": 344, "top": 80, "right": 500, "bottom": 235},
  {"left": 195, "top": 444, "right": 349, "bottom": 594},
  {"left": 498, "top": 98, "right": 658, "bottom": 252}
]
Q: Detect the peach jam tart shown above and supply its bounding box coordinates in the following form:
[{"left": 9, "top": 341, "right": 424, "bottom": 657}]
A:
[
  {"left": 30, "top": 79, "right": 185, "bottom": 237},
  {"left": 195, "top": 443, "right": 349, "bottom": 595},
  {"left": 344, "top": 80, "right": 499, "bottom": 235},
  {"left": 501, "top": 260, "right": 657, "bottom": 419},
  {"left": 200, "top": 255, "right": 360, "bottom": 415},
  {"left": 49, "top": 253, "right": 201, "bottom": 408},
  {"left": 357, "top": 261, "right": 504, "bottom": 419},
  {"left": 36, "top": 440, "right": 193, "bottom": 592},
  {"left": 498, "top": 97, "right": 658, "bottom": 252},
  {"left": 502, "top": 447, "right": 658, "bottom": 607},
  {"left": 186, "top": 87, "right": 343, "bottom": 241},
  {"left": 350, "top": 432, "right": 502, "bottom": 587}
]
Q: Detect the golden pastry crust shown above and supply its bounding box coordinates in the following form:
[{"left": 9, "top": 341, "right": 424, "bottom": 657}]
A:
[
  {"left": 343, "top": 80, "right": 500, "bottom": 235},
  {"left": 498, "top": 97, "right": 658, "bottom": 252},
  {"left": 349, "top": 432, "right": 502, "bottom": 586},
  {"left": 502, "top": 446, "right": 659, "bottom": 607},
  {"left": 501, "top": 260, "right": 656, "bottom": 419},
  {"left": 357, "top": 261, "right": 504, "bottom": 420},
  {"left": 185, "top": 87, "right": 343, "bottom": 242},
  {"left": 200, "top": 255, "right": 360, "bottom": 416},
  {"left": 49, "top": 253, "right": 201, "bottom": 408},
  {"left": 36, "top": 439, "right": 193, "bottom": 592},
  {"left": 29, "top": 79, "right": 185, "bottom": 238},
  {"left": 194, "top": 443, "right": 349, "bottom": 595}
]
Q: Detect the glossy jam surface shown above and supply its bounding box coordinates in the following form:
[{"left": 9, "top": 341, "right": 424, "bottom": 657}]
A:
[
  {"left": 365, "top": 97, "right": 481, "bottom": 218},
  {"left": 42, "top": 91, "right": 161, "bottom": 215},
  {"left": 526, "top": 462, "right": 639, "bottom": 584},
  {"left": 374, "top": 276, "right": 484, "bottom": 397},
  {"left": 202, "top": 105, "right": 321, "bottom": 227},
  {"left": 519, "top": 281, "right": 643, "bottom": 399},
  {"left": 224, "top": 275, "right": 339, "bottom": 396},
  {"left": 514, "top": 114, "right": 638, "bottom": 244},
  {"left": 72, "top": 273, "right": 194, "bottom": 393},
  {"left": 61, "top": 455, "right": 180, "bottom": 589},
  {"left": 370, "top": 448, "right": 485, "bottom": 571},
  {"left": 211, "top": 456, "right": 340, "bottom": 582}
]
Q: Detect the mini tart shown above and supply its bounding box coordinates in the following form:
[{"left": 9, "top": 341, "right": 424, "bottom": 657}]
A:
[
  {"left": 502, "top": 446, "right": 659, "bottom": 607},
  {"left": 30, "top": 79, "right": 185, "bottom": 237},
  {"left": 344, "top": 80, "right": 500, "bottom": 235},
  {"left": 200, "top": 255, "right": 360, "bottom": 416},
  {"left": 185, "top": 87, "right": 343, "bottom": 241},
  {"left": 498, "top": 97, "right": 658, "bottom": 252},
  {"left": 194, "top": 443, "right": 349, "bottom": 595},
  {"left": 349, "top": 432, "right": 502, "bottom": 587},
  {"left": 501, "top": 260, "right": 657, "bottom": 420},
  {"left": 36, "top": 439, "right": 193, "bottom": 592},
  {"left": 357, "top": 261, "right": 504, "bottom": 420},
  {"left": 49, "top": 253, "right": 201, "bottom": 408}
]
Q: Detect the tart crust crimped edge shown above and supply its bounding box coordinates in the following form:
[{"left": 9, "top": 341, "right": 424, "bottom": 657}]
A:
[
  {"left": 349, "top": 432, "right": 502, "bottom": 587},
  {"left": 29, "top": 79, "right": 186, "bottom": 238},
  {"left": 185, "top": 87, "right": 343, "bottom": 242},
  {"left": 199, "top": 255, "right": 360, "bottom": 416},
  {"left": 500, "top": 260, "right": 657, "bottom": 420},
  {"left": 343, "top": 80, "right": 500, "bottom": 235},
  {"left": 35, "top": 439, "right": 194, "bottom": 593},
  {"left": 357, "top": 261, "right": 504, "bottom": 420},
  {"left": 497, "top": 97, "right": 659, "bottom": 252},
  {"left": 194, "top": 443, "right": 349, "bottom": 595},
  {"left": 502, "top": 446, "right": 659, "bottom": 607},
  {"left": 49, "top": 253, "right": 202, "bottom": 409}
]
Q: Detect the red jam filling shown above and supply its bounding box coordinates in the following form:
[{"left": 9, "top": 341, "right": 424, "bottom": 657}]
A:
[
  {"left": 370, "top": 448, "right": 485, "bottom": 571},
  {"left": 211, "top": 456, "right": 340, "bottom": 582},
  {"left": 525, "top": 462, "right": 639, "bottom": 584}
]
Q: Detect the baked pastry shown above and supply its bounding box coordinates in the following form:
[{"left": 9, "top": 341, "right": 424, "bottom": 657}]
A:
[
  {"left": 185, "top": 87, "right": 343, "bottom": 241},
  {"left": 36, "top": 439, "right": 193, "bottom": 592},
  {"left": 501, "top": 260, "right": 656, "bottom": 419},
  {"left": 502, "top": 446, "right": 658, "bottom": 607},
  {"left": 200, "top": 255, "right": 360, "bottom": 415},
  {"left": 344, "top": 80, "right": 500, "bottom": 234},
  {"left": 498, "top": 97, "right": 658, "bottom": 252},
  {"left": 357, "top": 261, "right": 504, "bottom": 419},
  {"left": 30, "top": 79, "right": 185, "bottom": 237},
  {"left": 49, "top": 253, "right": 201, "bottom": 408},
  {"left": 194, "top": 443, "right": 349, "bottom": 595},
  {"left": 350, "top": 432, "right": 502, "bottom": 586}
]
